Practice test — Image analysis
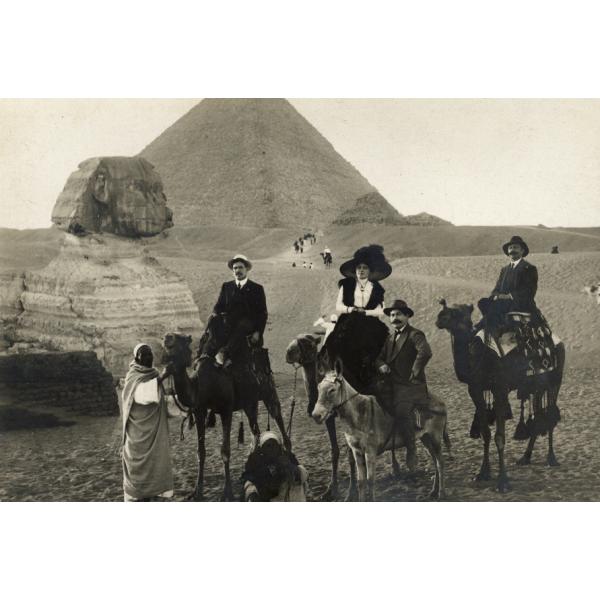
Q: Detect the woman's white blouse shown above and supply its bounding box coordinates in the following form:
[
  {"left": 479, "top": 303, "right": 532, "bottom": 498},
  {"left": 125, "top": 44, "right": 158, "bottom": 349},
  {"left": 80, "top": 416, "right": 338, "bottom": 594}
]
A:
[
  {"left": 335, "top": 280, "right": 385, "bottom": 317},
  {"left": 133, "top": 378, "right": 160, "bottom": 405}
]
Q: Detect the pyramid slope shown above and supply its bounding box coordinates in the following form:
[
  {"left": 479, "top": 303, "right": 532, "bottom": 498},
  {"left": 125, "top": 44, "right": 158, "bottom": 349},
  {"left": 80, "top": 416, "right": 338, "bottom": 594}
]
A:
[{"left": 139, "top": 99, "right": 395, "bottom": 228}]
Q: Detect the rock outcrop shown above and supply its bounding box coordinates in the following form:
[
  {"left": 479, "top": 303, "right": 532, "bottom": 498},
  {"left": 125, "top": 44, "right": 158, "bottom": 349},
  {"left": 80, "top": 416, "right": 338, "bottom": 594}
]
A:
[
  {"left": 13, "top": 233, "right": 203, "bottom": 376},
  {"left": 51, "top": 157, "right": 173, "bottom": 237}
]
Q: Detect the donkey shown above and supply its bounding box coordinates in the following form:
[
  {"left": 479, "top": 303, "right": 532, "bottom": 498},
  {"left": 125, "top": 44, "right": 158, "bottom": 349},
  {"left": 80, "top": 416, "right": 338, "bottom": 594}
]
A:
[{"left": 312, "top": 359, "right": 447, "bottom": 501}]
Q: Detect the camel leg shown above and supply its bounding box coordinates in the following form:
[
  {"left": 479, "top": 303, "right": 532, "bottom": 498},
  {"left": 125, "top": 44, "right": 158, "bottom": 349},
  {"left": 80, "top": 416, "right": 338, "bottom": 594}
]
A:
[
  {"left": 353, "top": 449, "right": 368, "bottom": 502},
  {"left": 365, "top": 451, "right": 377, "bottom": 502},
  {"left": 263, "top": 378, "right": 292, "bottom": 451},
  {"left": 473, "top": 406, "right": 492, "bottom": 481},
  {"left": 495, "top": 416, "right": 511, "bottom": 493},
  {"left": 516, "top": 434, "right": 536, "bottom": 466},
  {"left": 547, "top": 428, "right": 560, "bottom": 467},
  {"left": 391, "top": 447, "right": 402, "bottom": 478},
  {"left": 220, "top": 412, "right": 234, "bottom": 501},
  {"left": 191, "top": 410, "right": 207, "bottom": 501},
  {"left": 244, "top": 397, "right": 261, "bottom": 446},
  {"left": 319, "top": 415, "right": 340, "bottom": 501}
]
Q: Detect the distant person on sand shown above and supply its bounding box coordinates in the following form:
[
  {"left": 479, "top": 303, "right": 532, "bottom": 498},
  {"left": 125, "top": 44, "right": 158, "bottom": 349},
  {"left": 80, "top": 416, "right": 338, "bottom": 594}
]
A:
[
  {"left": 293, "top": 241, "right": 299, "bottom": 254},
  {"left": 212, "top": 254, "right": 268, "bottom": 368},
  {"left": 551, "top": 245, "right": 559, "bottom": 254},
  {"left": 121, "top": 343, "right": 173, "bottom": 501},
  {"left": 376, "top": 300, "right": 432, "bottom": 472},
  {"left": 325, "top": 245, "right": 391, "bottom": 391}
]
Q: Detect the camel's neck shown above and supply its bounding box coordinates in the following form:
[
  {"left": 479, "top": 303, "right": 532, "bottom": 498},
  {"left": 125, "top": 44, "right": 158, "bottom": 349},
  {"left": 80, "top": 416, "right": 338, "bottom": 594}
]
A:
[
  {"left": 171, "top": 364, "right": 195, "bottom": 406},
  {"left": 449, "top": 326, "right": 472, "bottom": 384},
  {"left": 301, "top": 362, "right": 318, "bottom": 412}
]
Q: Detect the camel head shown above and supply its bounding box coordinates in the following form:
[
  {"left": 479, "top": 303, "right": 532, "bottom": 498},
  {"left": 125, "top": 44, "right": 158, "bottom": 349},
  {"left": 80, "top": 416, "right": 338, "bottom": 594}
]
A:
[
  {"left": 285, "top": 333, "right": 322, "bottom": 366},
  {"left": 312, "top": 358, "right": 344, "bottom": 424},
  {"left": 162, "top": 332, "right": 193, "bottom": 370},
  {"left": 435, "top": 298, "right": 474, "bottom": 332}
]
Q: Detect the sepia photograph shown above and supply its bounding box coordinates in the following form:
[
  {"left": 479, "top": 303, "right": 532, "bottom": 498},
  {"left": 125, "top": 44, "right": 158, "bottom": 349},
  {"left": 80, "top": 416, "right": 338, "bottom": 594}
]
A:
[
  {"left": 2, "top": 98, "right": 599, "bottom": 503},
  {"left": 2, "top": 3, "right": 600, "bottom": 598}
]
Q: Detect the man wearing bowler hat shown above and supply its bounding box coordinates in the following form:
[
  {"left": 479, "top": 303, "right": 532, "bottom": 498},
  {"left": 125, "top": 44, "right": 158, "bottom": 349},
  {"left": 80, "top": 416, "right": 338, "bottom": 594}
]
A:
[
  {"left": 376, "top": 299, "right": 432, "bottom": 472},
  {"left": 482, "top": 235, "right": 539, "bottom": 327},
  {"left": 212, "top": 254, "right": 268, "bottom": 368}
]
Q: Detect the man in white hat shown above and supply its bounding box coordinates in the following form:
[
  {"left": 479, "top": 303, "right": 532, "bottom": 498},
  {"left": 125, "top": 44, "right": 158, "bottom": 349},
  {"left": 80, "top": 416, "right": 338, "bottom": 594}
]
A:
[{"left": 212, "top": 254, "right": 268, "bottom": 367}]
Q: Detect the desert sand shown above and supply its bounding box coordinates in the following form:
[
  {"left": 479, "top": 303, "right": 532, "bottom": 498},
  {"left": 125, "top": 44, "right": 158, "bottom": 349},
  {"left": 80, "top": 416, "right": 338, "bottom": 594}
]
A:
[{"left": 1, "top": 227, "right": 600, "bottom": 501}]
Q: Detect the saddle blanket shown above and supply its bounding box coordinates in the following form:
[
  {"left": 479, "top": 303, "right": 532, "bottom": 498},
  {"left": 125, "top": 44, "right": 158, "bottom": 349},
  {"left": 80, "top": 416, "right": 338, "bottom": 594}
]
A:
[{"left": 477, "top": 329, "right": 561, "bottom": 358}]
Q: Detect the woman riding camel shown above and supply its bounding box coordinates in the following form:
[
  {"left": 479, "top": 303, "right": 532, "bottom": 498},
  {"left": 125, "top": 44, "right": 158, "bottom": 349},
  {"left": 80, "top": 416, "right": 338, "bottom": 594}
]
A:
[{"left": 325, "top": 244, "right": 391, "bottom": 391}]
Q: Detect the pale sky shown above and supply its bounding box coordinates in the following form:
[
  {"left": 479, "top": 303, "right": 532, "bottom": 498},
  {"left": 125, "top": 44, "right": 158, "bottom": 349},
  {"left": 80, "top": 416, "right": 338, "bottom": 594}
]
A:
[{"left": 1, "top": 99, "right": 600, "bottom": 229}]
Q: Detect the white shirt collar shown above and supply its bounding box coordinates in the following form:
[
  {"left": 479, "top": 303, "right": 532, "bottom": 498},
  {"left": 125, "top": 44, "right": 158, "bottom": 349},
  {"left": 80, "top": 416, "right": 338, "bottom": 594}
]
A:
[
  {"left": 235, "top": 277, "right": 248, "bottom": 288},
  {"left": 510, "top": 258, "right": 522, "bottom": 268},
  {"left": 356, "top": 278, "right": 372, "bottom": 289}
]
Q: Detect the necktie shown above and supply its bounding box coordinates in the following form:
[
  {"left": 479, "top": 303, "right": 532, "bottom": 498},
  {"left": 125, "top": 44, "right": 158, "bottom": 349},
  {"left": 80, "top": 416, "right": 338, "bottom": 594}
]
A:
[{"left": 237, "top": 282, "right": 242, "bottom": 290}]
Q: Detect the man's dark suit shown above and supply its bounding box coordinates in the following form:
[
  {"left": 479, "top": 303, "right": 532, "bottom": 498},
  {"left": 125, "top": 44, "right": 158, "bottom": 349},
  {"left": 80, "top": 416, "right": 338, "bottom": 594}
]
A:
[
  {"left": 375, "top": 324, "right": 432, "bottom": 468},
  {"left": 376, "top": 325, "right": 432, "bottom": 386},
  {"left": 490, "top": 259, "right": 538, "bottom": 314},
  {"left": 213, "top": 280, "right": 268, "bottom": 361},
  {"left": 213, "top": 280, "right": 268, "bottom": 335}
]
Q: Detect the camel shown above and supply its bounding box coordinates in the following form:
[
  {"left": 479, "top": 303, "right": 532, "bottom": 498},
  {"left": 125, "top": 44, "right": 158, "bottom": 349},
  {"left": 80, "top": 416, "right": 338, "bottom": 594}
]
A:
[
  {"left": 435, "top": 298, "right": 565, "bottom": 492},
  {"left": 286, "top": 333, "right": 452, "bottom": 500},
  {"left": 313, "top": 359, "right": 447, "bottom": 501},
  {"left": 162, "top": 328, "right": 290, "bottom": 501}
]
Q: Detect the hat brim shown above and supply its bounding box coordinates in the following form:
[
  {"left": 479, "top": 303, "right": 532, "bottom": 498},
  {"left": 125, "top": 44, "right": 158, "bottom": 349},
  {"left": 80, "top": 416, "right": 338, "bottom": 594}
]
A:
[
  {"left": 339, "top": 259, "right": 392, "bottom": 281},
  {"left": 227, "top": 258, "right": 252, "bottom": 270},
  {"left": 383, "top": 306, "right": 414, "bottom": 317},
  {"left": 502, "top": 241, "right": 529, "bottom": 257}
]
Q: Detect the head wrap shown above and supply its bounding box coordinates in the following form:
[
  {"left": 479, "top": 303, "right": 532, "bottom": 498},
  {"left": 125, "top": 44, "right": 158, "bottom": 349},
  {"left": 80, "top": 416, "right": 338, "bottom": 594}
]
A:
[{"left": 133, "top": 343, "right": 151, "bottom": 358}]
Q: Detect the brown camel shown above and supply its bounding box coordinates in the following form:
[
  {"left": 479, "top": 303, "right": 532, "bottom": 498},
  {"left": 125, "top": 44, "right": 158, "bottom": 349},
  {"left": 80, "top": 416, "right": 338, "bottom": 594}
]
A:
[
  {"left": 162, "top": 329, "right": 290, "bottom": 501},
  {"left": 435, "top": 299, "right": 565, "bottom": 493}
]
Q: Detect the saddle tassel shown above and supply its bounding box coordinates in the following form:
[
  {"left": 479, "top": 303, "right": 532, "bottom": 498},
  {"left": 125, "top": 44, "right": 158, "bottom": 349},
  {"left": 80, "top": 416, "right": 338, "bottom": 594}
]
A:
[{"left": 514, "top": 398, "right": 530, "bottom": 440}]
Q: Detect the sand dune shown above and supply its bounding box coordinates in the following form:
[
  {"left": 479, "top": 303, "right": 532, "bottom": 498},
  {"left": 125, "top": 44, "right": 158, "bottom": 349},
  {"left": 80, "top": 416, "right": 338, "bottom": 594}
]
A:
[{"left": 1, "top": 226, "right": 600, "bottom": 501}]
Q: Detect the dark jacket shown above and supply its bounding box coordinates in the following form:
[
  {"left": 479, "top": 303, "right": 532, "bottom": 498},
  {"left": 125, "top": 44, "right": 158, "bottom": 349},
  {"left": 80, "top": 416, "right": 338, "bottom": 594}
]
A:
[
  {"left": 490, "top": 259, "right": 538, "bottom": 313},
  {"left": 376, "top": 324, "right": 432, "bottom": 385},
  {"left": 213, "top": 280, "right": 268, "bottom": 334}
]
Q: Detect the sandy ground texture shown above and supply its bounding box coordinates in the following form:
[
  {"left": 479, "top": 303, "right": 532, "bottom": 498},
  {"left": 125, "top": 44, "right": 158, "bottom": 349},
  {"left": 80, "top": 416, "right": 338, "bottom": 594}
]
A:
[
  {"left": 1, "top": 365, "right": 599, "bottom": 502},
  {"left": 1, "top": 233, "right": 600, "bottom": 501}
]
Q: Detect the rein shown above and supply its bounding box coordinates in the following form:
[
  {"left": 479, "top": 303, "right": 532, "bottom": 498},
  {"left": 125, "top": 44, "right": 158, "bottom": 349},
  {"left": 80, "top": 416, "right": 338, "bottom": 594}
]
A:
[
  {"left": 331, "top": 376, "right": 361, "bottom": 416},
  {"left": 286, "top": 364, "right": 300, "bottom": 438}
]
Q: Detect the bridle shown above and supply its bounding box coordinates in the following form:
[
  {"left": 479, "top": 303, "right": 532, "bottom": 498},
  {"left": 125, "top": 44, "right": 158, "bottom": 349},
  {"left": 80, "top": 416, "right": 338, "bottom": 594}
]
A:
[{"left": 321, "top": 372, "right": 361, "bottom": 418}]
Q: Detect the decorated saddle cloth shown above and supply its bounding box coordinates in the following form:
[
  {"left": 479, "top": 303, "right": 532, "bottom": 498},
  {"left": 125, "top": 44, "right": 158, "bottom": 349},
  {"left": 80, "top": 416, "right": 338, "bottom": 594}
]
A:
[{"left": 477, "top": 312, "right": 561, "bottom": 376}]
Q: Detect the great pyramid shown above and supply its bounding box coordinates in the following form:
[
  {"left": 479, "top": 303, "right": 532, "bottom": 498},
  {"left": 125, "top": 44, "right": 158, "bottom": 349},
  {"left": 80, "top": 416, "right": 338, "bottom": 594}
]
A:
[{"left": 139, "top": 98, "right": 402, "bottom": 228}]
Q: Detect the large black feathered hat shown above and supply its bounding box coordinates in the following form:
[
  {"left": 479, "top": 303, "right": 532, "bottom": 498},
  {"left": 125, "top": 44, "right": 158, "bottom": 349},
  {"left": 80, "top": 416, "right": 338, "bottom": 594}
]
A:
[
  {"left": 339, "top": 244, "right": 392, "bottom": 281},
  {"left": 502, "top": 235, "right": 529, "bottom": 257}
]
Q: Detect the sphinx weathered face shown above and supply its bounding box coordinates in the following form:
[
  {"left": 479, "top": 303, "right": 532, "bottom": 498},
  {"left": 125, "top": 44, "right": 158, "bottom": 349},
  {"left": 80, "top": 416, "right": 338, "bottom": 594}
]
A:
[{"left": 93, "top": 170, "right": 109, "bottom": 204}]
